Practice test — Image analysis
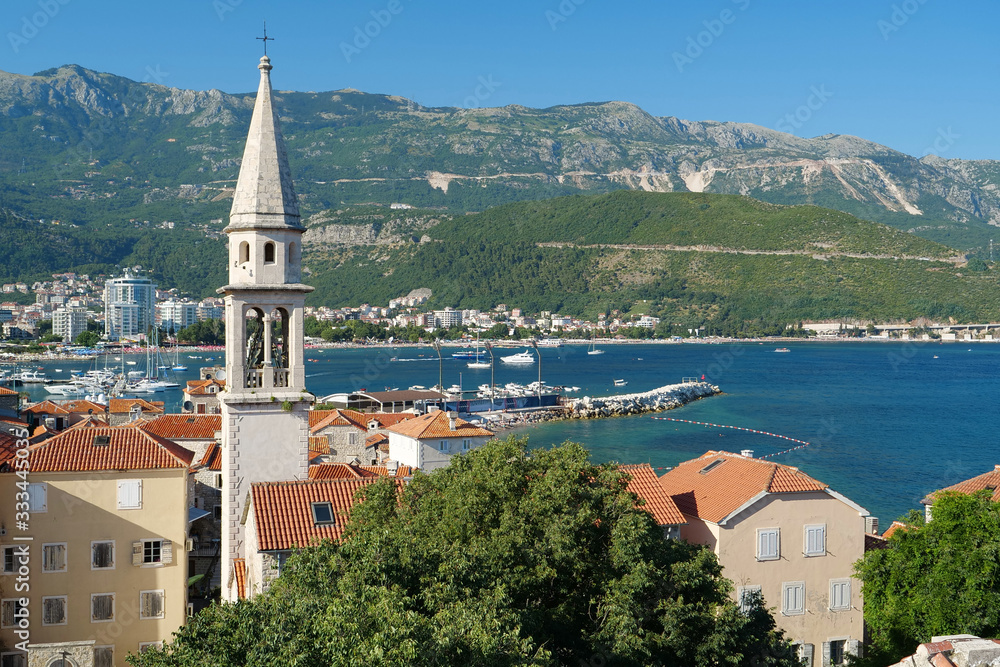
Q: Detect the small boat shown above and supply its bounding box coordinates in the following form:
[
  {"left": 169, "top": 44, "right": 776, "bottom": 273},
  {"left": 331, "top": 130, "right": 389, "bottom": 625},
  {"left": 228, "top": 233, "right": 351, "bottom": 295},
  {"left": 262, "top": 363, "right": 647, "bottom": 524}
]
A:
[
  {"left": 774, "top": 348, "right": 790, "bottom": 353},
  {"left": 500, "top": 350, "right": 535, "bottom": 365},
  {"left": 613, "top": 379, "right": 628, "bottom": 387},
  {"left": 587, "top": 337, "right": 604, "bottom": 356},
  {"left": 468, "top": 361, "right": 491, "bottom": 369},
  {"left": 172, "top": 365, "right": 188, "bottom": 371},
  {"left": 452, "top": 350, "right": 487, "bottom": 360}
]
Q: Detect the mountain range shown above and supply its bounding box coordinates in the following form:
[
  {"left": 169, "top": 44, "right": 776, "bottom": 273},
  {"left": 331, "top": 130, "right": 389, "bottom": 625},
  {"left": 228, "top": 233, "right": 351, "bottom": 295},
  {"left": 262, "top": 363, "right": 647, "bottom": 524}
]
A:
[{"left": 1, "top": 64, "right": 999, "bottom": 256}]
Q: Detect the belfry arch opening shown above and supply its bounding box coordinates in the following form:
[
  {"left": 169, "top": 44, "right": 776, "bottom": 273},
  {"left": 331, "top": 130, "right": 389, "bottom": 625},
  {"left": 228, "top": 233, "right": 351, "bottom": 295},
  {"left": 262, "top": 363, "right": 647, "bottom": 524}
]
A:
[
  {"left": 264, "top": 241, "right": 276, "bottom": 264},
  {"left": 239, "top": 241, "right": 250, "bottom": 264}
]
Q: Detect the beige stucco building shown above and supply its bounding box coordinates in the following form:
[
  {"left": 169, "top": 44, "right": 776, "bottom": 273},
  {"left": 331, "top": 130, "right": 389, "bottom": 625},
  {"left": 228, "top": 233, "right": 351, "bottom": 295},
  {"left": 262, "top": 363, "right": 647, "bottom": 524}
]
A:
[
  {"left": 385, "top": 411, "right": 494, "bottom": 472},
  {"left": 658, "top": 450, "right": 869, "bottom": 666},
  {"left": 0, "top": 426, "right": 193, "bottom": 667}
]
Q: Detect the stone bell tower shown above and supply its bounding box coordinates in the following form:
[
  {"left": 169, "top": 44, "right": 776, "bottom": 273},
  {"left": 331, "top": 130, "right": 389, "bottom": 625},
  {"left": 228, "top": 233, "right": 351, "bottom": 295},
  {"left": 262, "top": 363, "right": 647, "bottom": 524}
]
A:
[{"left": 219, "top": 54, "right": 313, "bottom": 601}]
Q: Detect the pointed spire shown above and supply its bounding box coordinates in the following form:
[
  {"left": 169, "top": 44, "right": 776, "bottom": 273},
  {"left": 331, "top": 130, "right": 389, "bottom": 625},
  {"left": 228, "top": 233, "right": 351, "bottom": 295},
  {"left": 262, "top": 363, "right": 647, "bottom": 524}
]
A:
[{"left": 228, "top": 55, "right": 301, "bottom": 231}]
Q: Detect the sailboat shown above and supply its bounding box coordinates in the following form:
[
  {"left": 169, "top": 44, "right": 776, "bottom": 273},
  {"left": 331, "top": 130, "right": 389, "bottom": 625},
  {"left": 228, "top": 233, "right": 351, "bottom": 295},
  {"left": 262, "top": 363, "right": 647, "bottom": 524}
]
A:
[
  {"left": 587, "top": 334, "right": 605, "bottom": 356},
  {"left": 468, "top": 333, "right": 491, "bottom": 368},
  {"left": 171, "top": 342, "right": 188, "bottom": 371}
]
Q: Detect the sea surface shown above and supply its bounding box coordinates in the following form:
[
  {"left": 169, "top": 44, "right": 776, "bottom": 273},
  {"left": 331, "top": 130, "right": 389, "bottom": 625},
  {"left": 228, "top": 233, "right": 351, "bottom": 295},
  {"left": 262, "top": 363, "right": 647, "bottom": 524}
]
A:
[{"left": 12, "top": 341, "right": 999, "bottom": 526}]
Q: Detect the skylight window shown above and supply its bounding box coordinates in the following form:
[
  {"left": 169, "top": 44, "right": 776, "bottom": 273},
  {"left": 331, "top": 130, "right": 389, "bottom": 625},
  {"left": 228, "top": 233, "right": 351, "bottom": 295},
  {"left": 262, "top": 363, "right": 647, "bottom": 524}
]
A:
[
  {"left": 311, "top": 502, "right": 334, "bottom": 525},
  {"left": 699, "top": 459, "right": 725, "bottom": 475},
  {"left": 93, "top": 435, "right": 111, "bottom": 447}
]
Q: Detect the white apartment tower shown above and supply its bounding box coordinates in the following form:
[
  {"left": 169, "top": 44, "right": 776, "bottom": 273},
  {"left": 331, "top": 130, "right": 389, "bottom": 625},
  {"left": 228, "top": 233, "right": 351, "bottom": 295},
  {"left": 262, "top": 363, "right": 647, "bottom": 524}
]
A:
[
  {"left": 104, "top": 269, "right": 156, "bottom": 340},
  {"left": 219, "top": 54, "right": 314, "bottom": 601}
]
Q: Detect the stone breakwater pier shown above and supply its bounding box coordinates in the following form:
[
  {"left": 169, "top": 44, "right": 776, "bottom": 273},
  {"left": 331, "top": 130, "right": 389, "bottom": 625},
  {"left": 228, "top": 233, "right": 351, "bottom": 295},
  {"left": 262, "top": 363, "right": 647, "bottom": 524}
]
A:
[{"left": 567, "top": 382, "right": 721, "bottom": 419}]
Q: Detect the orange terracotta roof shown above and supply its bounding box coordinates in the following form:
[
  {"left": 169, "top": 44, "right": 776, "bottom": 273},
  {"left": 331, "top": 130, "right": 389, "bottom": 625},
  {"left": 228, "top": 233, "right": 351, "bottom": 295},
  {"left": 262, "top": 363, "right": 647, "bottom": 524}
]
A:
[
  {"left": 108, "top": 398, "right": 164, "bottom": 414},
  {"left": 308, "top": 437, "right": 331, "bottom": 456},
  {"left": 200, "top": 442, "right": 222, "bottom": 471},
  {"left": 0, "top": 417, "right": 28, "bottom": 426},
  {"left": 385, "top": 411, "right": 494, "bottom": 440},
  {"left": 232, "top": 558, "right": 247, "bottom": 600},
  {"left": 28, "top": 426, "right": 194, "bottom": 472},
  {"left": 922, "top": 464, "right": 1000, "bottom": 505},
  {"left": 23, "top": 400, "right": 71, "bottom": 415},
  {"left": 250, "top": 478, "right": 403, "bottom": 550},
  {"left": 0, "top": 432, "right": 18, "bottom": 467},
  {"left": 185, "top": 379, "right": 225, "bottom": 396},
  {"left": 881, "top": 520, "right": 911, "bottom": 539},
  {"left": 57, "top": 399, "right": 108, "bottom": 415},
  {"left": 308, "top": 463, "right": 378, "bottom": 480},
  {"left": 359, "top": 464, "right": 412, "bottom": 477},
  {"left": 365, "top": 432, "right": 388, "bottom": 448},
  {"left": 308, "top": 410, "right": 337, "bottom": 428},
  {"left": 364, "top": 413, "right": 417, "bottom": 428},
  {"left": 310, "top": 409, "right": 367, "bottom": 434},
  {"left": 658, "top": 451, "right": 828, "bottom": 524},
  {"left": 140, "top": 414, "right": 221, "bottom": 440},
  {"left": 0, "top": 387, "right": 18, "bottom": 396},
  {"left": 619, "top": 464, "right": 686, "bottom": 526}
]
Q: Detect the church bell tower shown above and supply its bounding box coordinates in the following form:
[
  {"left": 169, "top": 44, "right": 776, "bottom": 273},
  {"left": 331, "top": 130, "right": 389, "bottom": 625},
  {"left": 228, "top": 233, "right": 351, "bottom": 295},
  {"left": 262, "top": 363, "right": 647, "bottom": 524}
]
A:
[{"left": 219, "top": 53, "right": 313, "bottom": 601}]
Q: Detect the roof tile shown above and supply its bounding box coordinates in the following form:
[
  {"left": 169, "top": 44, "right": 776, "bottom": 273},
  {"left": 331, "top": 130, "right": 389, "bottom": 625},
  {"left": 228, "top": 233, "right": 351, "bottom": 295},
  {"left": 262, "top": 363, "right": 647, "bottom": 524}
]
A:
[
  {"left": 385, "top": 411, "right": 493, "bottom": 440},
  {"left": 251, "top": 478, "right": 403, "bottom": 551},
  {"left": 620, "top": 463, "right": 686, "bottom": 526},
  {"left": 658, "top": 451, "right": 827, "bottom": 524},
  {"left": 140, "top": 414, "right": 221, "bottom": 440},
  {"left": 28, "top": 426, "right": 194, "bottom": 472},
  {"left": 922, "top": 465, "right": 1000, "bottom": 505}
]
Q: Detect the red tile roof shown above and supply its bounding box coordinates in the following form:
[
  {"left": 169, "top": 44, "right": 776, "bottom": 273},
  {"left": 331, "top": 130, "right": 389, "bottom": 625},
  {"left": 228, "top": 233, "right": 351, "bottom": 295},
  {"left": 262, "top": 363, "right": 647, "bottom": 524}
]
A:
[
  {"left": 140, "top": 414, "right": 222, "bottom": 440},
  {"left": 28, "top": 426, "right": 194, "bottom": 472},
  {"left": 108, "top": 398, "right": 164, "bottom": 414},
  {"left": 23, "top": 400, "right": 71, "bottom": 415},
  {"left": 56, "top": 399, "right": 108, "bottom": 415},
  {"left": 185, "top": 379, "right": 225, "bottom": 396},
  {"left": 250, "top": 478, "right": 403, "bottom": 550},
  {"left": 881, "top": 520, "right": 911, "bottom": 539},
  {"left": 619, "top": 464, "right": 686, "bottom": 526},
  {"left": 0, "top": 387, "right": 18, "bottom": 396},
  {"left": 309, "top": 409, "right": 366, "bottom": 434},
  {"left": 0, "top": 432, "right": 18, "bottom": 467},
  {"left": 385, "top": 411, "right": 494, "bottom": 440},
  {"left": 365, "top": 432, "right": 388, "bottom": 448},
  {"left": 0, "top": 417, "right": 28, "bottom": 427},
  {"left": 922, "top": 464, "right": 1000, "bottom": 505},
  {"left": 308, "top": 463, "right": 378, "bottom": 480},
  {"left": 658, "top": 451, "right": 828, "bottom": 524},
  {"left": 200, "top": 442, "right": 222, "bottom": 471},
  {"left": 232, "top": 558, "right": 247, "bottom": 600}
]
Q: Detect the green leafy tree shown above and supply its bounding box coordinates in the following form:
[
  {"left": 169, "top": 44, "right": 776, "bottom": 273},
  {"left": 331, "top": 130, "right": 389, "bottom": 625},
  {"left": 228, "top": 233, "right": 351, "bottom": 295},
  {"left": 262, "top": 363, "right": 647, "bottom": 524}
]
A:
[
  {"left": 854, "top": 491, "right": 1000, "bottom": 663},
  {"left": 74, "top": 330, "right": 100, "bottom": 347},
  {"left": 177, "top": 319, "right": 224, "bottom": 345},
  {"left": 131, "top": 438, "right": 798, "bottom": 667}
]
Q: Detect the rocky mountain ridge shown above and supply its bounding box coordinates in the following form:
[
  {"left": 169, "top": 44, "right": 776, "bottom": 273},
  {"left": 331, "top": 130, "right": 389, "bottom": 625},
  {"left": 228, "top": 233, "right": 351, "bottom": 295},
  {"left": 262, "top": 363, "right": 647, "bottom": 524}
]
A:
[{"left": 1, "top": 64, "right": 998, "bottom": 252}]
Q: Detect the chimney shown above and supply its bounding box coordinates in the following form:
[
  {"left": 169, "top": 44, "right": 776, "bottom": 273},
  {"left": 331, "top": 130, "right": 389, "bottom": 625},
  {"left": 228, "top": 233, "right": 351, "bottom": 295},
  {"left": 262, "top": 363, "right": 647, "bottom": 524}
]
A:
[
  {"left": 447, "top": 411, "right": 457, "bottom": 431},
  {"left": 386, "top": 459, "right": 399, "bottom": 475},
  {"left": 44, "top": 417, "right": 56, "bottom": 430},
  {"left": 740, "top": 449, "right": 754, "bottom": 458}
]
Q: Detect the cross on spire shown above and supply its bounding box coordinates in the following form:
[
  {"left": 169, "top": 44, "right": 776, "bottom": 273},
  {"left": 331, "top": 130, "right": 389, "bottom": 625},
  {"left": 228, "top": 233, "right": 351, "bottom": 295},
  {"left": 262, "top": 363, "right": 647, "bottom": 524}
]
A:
[{"left": 256, "top": 21, "right": 274, "bottom": 55}]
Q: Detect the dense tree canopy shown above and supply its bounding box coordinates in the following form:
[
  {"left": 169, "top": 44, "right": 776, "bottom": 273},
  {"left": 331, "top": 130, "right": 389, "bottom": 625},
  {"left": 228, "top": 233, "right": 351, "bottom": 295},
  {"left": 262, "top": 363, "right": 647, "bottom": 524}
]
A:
[
  {"left": 131, "top": 438, "right": 799, "bottom": 666},
  {"left": 854, "top": 490, "right": 1000, "bottom": 664}
]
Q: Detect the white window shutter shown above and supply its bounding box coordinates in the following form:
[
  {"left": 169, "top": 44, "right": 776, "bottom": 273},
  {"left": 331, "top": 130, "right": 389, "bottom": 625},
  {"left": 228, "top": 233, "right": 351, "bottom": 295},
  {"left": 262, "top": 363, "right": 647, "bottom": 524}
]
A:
[
  {"left": 801, "top": 643, "right": 814, "bottom": 666},
  {"left": 28, "top": 483, "right": 47, "bottom": 512},
  {"left": 132, "top": 541, "right": 142, "bottom": 566},
  {"left": 805, "top": 524, "right": 826, "bottom": 555},
  {"left": 758, "top": 528, "right": 779, "bottom": 560},
  {"left": 822, "top": 642, "right": 831, "bottom": 666},
  {"left": 161, "top": 540, "right": 172, "bottom": 564},
  {"left": 847, "top": 639, "right": 861, "bottom": 658}
]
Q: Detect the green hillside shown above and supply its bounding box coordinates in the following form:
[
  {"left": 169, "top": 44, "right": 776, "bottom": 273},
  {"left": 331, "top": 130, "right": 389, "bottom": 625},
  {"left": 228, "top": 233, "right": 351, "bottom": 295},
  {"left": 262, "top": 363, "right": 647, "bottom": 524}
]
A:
[{"left": 302, "top": 192, "right": 1000, "bottom": 332}]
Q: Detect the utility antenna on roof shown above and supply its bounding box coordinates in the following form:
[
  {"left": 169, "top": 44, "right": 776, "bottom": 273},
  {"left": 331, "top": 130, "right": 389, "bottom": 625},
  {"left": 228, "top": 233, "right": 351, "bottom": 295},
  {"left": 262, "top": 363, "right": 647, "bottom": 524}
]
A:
[{"left": 256, "top": 21, "right": 274, "bottom": 55}]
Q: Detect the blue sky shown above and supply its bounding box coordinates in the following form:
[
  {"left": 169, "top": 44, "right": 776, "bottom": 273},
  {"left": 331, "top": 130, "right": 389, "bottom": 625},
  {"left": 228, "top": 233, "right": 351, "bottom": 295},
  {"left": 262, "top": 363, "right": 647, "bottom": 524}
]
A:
[{"left": 2, "top": 0, "right": 996, "bottom": 159}]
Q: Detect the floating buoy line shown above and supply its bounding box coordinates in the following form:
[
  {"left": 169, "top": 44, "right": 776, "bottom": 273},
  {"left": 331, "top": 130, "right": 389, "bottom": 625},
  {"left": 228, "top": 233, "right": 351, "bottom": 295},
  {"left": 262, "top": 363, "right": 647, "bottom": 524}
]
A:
[{"left": 650, "top": 416, "right": 810, "bottom": 460}]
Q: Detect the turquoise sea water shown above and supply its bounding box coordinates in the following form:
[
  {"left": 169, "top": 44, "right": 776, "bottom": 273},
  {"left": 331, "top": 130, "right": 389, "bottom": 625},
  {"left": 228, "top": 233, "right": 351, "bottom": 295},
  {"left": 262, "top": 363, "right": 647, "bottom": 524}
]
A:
[{"left": 16, "top": 341, "right": 999, "bottom": 526}]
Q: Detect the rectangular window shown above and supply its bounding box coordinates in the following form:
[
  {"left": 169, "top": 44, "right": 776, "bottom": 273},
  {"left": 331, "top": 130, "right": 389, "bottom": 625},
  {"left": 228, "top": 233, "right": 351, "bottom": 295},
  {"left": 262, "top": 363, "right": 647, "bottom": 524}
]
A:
[
  {"left": 757, "top": 528, "right": 779, "bottom": 561},
  {"left": 92, "top": 541, "right": 114, "bottom": 570},
  {"left": 213, "top": 505, "right": 222, "bottom": 521},
  {"left": 438, "top": 440, "right": 448, "bottom": 452},
  {"left": 782, "top": 581, "right": 805, "bottom": 616},
  {"left": 42, "top": 596, "right": 67, "bottom": 625},
  {"left": 830, "top": 579, "right": 851, "bottom": 611},
  {"left": 798, "top": 643, "right": 815, "bottom": 667},
  {"left": 804, "top": 524, "right": 826, "bottom": 556},
  {"left": 93, "top": 647, "right": 113, "bottom": 667},
  {"left": 91, "top": 593, "right": 115, "bottom": 622},
  {"left": 824, "top": 639, "right": 848, "bottom": 666},
  {"left": 736, "top": 584, "right": 762, "bottom": 614},
  {"left": 133, "top": 539, "right": 172, "bottom": 566},
  {"left": 1, "top": 599, "right": 26, "bottom": 628},
  {"left": 1, "top": 653, "right": 26, "bottom": 667},
  {"left": 311, "top": 502, "right": 334, "bottom": 525},
  {"left": 215, "top": 474, "right": 223, "bottom": 489},
  {"left": 139, "top": 590, "right": 164, "bottom": 619},
  {"left": 462, "top": 439, "right": 472, "bottom": 451},
  {"left": 42, "top": 543, "right": 67, "bottom": 572},
  {"left": 27, "top": 482, "right": 46, "bottom": 513},
  {"left": 118, "top": 479, "right": 142, "bottom": 510},
  {"left": 1, "top": 547, "right": 15, "bottom": 574}
]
